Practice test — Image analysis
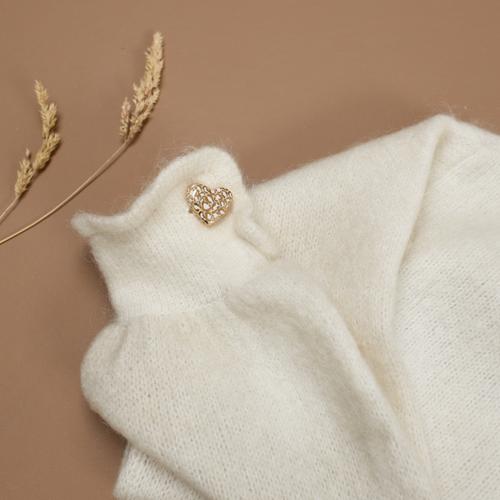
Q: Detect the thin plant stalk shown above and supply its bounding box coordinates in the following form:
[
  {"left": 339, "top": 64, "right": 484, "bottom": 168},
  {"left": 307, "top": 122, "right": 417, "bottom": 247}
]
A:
[
  {"left": 0, "top": 141, "right": 129, "bottom": 246},
  {"left": 0, "top": 198, "right": 20, "bottom": 224}
]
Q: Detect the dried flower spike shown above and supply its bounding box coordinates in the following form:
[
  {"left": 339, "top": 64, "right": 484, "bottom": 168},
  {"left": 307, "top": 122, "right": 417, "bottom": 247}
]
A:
[
  {"left": 15, "top": 149, "right": 33, "bottom": 198},
  {"left": 0, "top": 82, "right": 60, "bottom": 223},
  {"left": 121, "top": 31, "right": 164, "bottom": 141},
  {"left": 120, "top": 97, "right": 131, "bottom": 138},
  {"left": 13, "top": 81, "right": 60, "bottom": 197}
]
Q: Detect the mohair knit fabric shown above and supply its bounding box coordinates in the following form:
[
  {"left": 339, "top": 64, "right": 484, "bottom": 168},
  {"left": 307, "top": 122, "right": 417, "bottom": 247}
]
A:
[{"left": 72, "top": 115, "right": 500, "bottom": 500}]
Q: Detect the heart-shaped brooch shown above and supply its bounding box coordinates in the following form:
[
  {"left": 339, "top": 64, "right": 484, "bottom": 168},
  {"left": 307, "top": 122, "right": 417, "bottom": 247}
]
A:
[{"left": 186, "top": 183, "right": 233, "bottom": 225}]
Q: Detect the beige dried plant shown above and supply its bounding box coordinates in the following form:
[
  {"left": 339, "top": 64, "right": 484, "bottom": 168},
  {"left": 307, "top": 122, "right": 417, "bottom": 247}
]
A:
[
  {"left": 0, "top": 32, "right": 164, "bottom": 246},
  {"left": 0, "top": 81, "right": 61, "bottom": 223},
  {"left": 121, "top": 31, "right": 163, "bottom": 141}
]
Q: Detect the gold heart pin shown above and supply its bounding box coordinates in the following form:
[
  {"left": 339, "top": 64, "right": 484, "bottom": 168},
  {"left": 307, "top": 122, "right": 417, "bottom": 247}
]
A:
[{"left": 186, "top": 183, "right": 233, "bottom": 225}]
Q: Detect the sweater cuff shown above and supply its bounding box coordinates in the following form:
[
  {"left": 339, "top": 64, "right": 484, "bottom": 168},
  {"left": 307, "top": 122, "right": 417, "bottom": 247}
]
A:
[{"left": 71, "top": 147, "right": 278, "bottom": 320}]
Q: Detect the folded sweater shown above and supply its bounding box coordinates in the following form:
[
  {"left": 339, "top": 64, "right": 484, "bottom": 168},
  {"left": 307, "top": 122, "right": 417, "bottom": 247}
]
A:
[{"left": 72, "top": 115, "right": 500, "bottom": 500}]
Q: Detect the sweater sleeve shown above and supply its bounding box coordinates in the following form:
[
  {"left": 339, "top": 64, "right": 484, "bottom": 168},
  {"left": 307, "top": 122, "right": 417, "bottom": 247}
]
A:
[
  {"left": 72, "top": 147, "right": 436, "bottom": 500},
  {"left": 71, "top": 147, "right": 278, "bottom": 322}
]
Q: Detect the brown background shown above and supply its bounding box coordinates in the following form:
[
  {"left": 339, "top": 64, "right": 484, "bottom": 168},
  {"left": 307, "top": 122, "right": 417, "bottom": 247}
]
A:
[{"left": 1, "top": 0, "right": 499, "bottom": 498}]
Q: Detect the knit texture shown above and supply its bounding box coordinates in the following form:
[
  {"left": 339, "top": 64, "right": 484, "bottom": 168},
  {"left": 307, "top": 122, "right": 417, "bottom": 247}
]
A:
[{"left": 72, "top": 115, "right": 500, "bottom": 500}]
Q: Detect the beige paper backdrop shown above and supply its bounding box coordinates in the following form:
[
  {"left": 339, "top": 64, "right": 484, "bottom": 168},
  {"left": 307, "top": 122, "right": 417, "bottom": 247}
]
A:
[{"left": 1, "top": 1, "right": 500, "bottom": 498}]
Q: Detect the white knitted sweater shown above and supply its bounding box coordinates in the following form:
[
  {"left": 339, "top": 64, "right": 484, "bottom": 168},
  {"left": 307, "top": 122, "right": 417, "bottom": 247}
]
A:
[{"left": 72, "top": 115, "right": 500, "bottom": 500}]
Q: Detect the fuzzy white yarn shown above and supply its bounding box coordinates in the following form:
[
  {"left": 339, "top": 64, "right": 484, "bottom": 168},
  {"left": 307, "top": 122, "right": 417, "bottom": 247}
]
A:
[{"left": 72, "top": 115, "right": 500, "bottom": 500}]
